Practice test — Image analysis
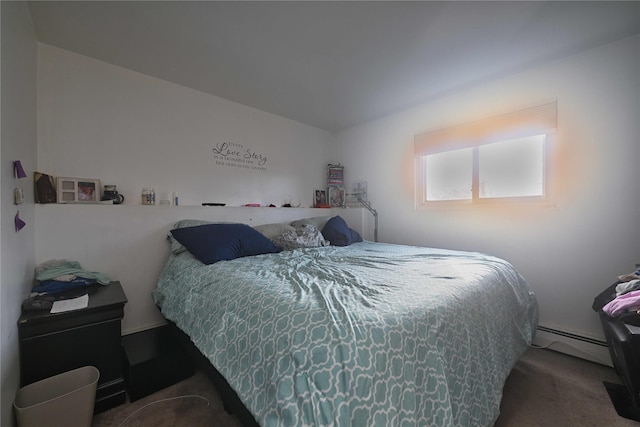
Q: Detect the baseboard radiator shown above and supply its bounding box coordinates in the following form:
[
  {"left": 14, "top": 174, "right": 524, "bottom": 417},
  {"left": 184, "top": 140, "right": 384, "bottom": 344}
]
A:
[{"left": 534, "top": 325, "right": 612, "bottom": 367}]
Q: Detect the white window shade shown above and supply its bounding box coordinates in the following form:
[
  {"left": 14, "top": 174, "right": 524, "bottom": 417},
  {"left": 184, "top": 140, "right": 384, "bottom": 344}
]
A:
[{"left": 414, "top": 102, "right": 557, "bottom": 156}]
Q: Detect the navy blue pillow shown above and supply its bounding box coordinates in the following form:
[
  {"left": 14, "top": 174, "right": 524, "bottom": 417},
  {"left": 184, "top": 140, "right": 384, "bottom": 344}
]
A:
[
  {"left": 321, "top": 216, "right": 363, "bottom": 246},
  {"left": 170, "top": 223, "right": 281, "bottom": 265}
]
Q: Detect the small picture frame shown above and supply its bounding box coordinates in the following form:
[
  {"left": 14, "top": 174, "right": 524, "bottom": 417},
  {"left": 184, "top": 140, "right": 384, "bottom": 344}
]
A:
[
  {"left": 56, "top": 177, "right": 101, "bottom": 203},
  {"left": 327, "top": 164, "right": 344, "bottom": 187},
  {"left": 346, "top": 180, "right": 368, "bottom": 207},
  {"left": 314, "top": 189, "right": 329, "bottom": 208},
  {"left": 328, "top": 186, "right": 345, "bottom": 208}
]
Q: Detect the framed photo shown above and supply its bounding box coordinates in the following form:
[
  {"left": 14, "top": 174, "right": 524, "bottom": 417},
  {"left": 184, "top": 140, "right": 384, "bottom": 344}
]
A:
[
  {"left": 327, "top": 164, "right": 344, "bottom": 187},
  {"left": 328, "top": 186, "right": 345, "bottom": 208},
  {"left": 314, "top": 189, "right": 329, "bottom": 208},
  {"left": 57, "top": 177, "right": 101, "bottom": 203},
  {"left": 346, "top": 180, "right": 368, "bottom": 207}
]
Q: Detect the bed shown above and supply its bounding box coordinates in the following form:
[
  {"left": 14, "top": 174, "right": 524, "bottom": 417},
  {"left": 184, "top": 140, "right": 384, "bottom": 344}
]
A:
[{"left": 153, "top": 216, "right": 538, "bottom": 427}]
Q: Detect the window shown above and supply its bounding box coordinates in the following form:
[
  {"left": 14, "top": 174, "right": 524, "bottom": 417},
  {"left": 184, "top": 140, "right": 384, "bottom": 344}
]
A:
[
  {"left": 478, "top": 135, "right": 544, "bottom": 199},
  {"left": 415, "top": 102, "right": 556, "bottom": 207},
  {"left": 424, "top": 148, "right": 472, "bottom": 201}
]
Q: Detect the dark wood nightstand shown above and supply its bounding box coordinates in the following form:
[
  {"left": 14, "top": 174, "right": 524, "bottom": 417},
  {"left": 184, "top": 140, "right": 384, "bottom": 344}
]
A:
[{"left": 18, "top": 281, "right": 128, "bottom": 413}]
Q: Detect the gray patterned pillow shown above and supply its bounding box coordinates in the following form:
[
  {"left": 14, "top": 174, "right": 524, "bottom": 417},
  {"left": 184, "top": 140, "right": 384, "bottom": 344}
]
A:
[
  {"left": 271, "top": 224, "right": 329, "bottom": 251},
  {"left": 289, "top": 216, "right": 332, "bottom": 230},
  {"left": 254, "top": 222, "right": 295, "bottom": 239}
]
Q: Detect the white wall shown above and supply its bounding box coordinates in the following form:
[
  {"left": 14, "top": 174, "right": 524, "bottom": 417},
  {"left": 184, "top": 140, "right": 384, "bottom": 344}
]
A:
[
  {"left": 37, "top": 44, "right": 336, "bottom": 208},
  {"left": 1, "top": 2, "right": 38, "bottom": 425},
  {"left": 35, "top": 44, "right": 368, "bottom": 335},
  {"left": 337, "top": 35, "right": 640, "bottom": 362}
]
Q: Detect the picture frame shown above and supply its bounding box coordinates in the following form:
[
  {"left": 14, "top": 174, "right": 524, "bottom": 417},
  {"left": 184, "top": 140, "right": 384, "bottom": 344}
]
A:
[
  {"left": 327, "top": 164, "right": 344, "bottom": 187},
  {"left": 346, "top": 180, "right": 368, "bottom": 207},
  {"left": 56, "top": 177, "right": 101, "bottom": 203},
  {"left": 328, "top": 186, "right": 345, "bottom": 208},
  {"left": 314, "top": 189, "right": 329, "bottom": 208}
]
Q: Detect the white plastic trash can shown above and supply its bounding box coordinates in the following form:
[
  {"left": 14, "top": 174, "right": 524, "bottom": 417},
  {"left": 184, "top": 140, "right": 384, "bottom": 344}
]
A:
[{"left": 13, "top": 366, "right": 100, "bottom": 427}]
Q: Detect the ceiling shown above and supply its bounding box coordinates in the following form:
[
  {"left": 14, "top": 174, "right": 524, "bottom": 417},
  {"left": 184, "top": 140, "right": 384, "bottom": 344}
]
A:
[{"left": 27, "top": 1, "right": 640, "bottom": 132}]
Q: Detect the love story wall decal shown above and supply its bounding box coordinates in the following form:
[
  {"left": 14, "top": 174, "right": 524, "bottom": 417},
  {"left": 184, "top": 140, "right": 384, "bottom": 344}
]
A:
[{"left": 212, "top": 141, "right": 268, "bottom": 171}]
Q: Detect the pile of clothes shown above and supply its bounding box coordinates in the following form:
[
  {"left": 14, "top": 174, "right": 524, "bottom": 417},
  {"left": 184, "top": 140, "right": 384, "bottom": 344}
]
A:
[
  {"left": 32, "top": 259, "right": 110, "bottom": 295},
  {"left": 602, "top": 271, "right": 640, "bottom": 317}
]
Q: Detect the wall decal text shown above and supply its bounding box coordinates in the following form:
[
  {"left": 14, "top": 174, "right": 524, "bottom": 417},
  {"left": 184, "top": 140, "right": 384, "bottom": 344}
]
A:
[{"left": 212, "top": 141, "right": 268, "bottom": 171}]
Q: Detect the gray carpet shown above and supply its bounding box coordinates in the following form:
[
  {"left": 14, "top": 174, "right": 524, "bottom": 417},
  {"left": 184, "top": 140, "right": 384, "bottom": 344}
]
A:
[
  {"left": 92, "top": 367, "right": 240, "bottom": 427},
  {"left": 495, "top": 347, "right": 637, "bottom": 427},
  {"left": 92, "top": 347, "right": 638, "bottom": 427}
]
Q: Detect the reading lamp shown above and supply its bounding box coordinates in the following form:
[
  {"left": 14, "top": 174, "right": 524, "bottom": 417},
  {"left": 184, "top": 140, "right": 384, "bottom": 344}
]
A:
[{"left": 351, "top": 191, "right": 378, "bottom": 242}]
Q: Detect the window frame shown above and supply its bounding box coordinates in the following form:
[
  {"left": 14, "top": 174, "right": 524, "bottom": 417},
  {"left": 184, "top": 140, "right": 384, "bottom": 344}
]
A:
[{"left": 414, "top": 102, "right": 557, "bottom": 209}]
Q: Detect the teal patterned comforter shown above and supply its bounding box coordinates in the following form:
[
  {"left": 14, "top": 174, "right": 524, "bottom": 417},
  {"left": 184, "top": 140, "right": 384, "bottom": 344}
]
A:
[{"left": 153, "top": 241, "right": 538, "bottom": 427}]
